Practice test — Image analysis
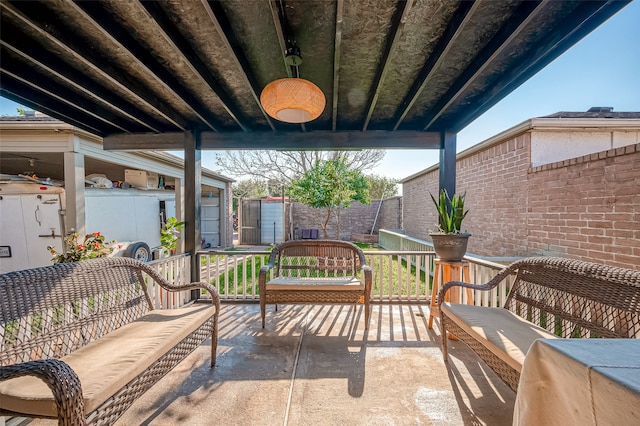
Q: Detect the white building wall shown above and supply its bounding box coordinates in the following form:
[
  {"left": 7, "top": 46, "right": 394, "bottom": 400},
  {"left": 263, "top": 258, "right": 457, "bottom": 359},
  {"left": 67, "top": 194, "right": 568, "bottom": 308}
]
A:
[{"left": 531, "top": 129, "right": 640, "bottom": 167}]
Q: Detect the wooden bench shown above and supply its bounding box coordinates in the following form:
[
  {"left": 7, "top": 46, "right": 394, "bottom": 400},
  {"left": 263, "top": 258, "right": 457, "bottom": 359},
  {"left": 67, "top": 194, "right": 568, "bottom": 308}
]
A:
[
  {"left": 0, "top": 257, "right": 220, "bottom": 426},
  {"left": 259, "top": 240, "right": 372, "bottom": 328},
  {"left": 439, "top": 256, "right": 640, "bottom": 392}
]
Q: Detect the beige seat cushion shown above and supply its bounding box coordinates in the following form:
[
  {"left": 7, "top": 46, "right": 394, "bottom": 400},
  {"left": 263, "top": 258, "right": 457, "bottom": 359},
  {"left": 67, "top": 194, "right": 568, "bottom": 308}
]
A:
[
  {"left": 441, "top": 303, "right": 558, "bottom": 372},
  {"left": 0, "top": 303, "right": 213, "bottom": 418},
  {"left": 266, "top": 276, "right": 363, "bottom": 291}
]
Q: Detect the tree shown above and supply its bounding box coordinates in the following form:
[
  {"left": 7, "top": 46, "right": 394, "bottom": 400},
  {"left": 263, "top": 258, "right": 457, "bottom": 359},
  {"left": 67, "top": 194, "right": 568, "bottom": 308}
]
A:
[
  {"left": 365, "top": 174, "right": 398, "bottom": 199},
  {"left": 288, "top": 157, "right": 371, "bottom": 239},
  {"left": 233, "top": 178, "right": 268, "bottom": 199},
  {"left": 215, "top": 150, "right": 385, "bottom": 183},
  {"left": 232, "top": 178, "right": 268, "bottom": 212}
]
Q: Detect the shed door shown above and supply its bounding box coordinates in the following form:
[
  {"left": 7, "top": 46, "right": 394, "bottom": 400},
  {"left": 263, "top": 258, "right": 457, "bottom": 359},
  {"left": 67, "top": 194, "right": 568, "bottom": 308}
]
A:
[
  {"left": 240, "top": 199, "right": 261, "bottom": 245},
  {"left": 261, "top": 202, "right": 284, "bottom": 244}
]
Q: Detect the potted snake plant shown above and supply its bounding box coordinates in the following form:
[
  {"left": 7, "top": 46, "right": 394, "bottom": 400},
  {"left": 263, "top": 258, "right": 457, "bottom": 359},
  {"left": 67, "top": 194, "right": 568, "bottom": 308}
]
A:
[{"left": 429, "top": 189, "right": 471, "bottom": 261}]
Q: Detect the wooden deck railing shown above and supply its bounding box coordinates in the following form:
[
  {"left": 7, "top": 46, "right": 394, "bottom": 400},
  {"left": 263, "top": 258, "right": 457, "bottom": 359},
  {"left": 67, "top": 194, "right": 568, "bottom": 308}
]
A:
[
  {"left": 144, "top": 253, "right": 193, "bottom": 308},
  {"left": 150, "top": 230, "right": 517, "bottom": 307},
  {"left": 194, "top": 245, "right": 515, "bottom": 306}
]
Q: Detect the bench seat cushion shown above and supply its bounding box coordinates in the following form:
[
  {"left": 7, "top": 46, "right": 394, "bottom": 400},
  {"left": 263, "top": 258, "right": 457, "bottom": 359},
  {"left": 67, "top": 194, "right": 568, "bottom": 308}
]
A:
[
  {"left": 0, "top": 303, "right": 213, "bottom": 418},
  {"left": 266, "top": 276, "right": 363, "bottom": 291},
  {"left": 441, "top": 303, "right": 558, "bottom": 373}
]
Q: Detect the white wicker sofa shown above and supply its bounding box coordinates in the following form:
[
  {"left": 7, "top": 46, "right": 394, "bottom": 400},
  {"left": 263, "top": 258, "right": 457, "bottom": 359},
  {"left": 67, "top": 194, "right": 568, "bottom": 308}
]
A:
[{"left": 0, "top": 257, "right": 220, "bottom": 426}]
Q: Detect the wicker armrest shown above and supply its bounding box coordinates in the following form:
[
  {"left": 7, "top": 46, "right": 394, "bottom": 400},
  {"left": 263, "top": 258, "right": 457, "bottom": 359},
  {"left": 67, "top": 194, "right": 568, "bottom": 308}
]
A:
[
  {"left": 0, "top": 359, "right": 86, "bottom": 426},
  {"left": 360, "top": 265, "right": 372, "bottom": 291},
  {"left": 438, "top": 264, "right": 516, "bottom": 305},
  {"left": 137, "top": 261, "right": 220, "bottom": 301},
  {"left": 136, "top": 260, "right": 220, "bottom": 367},
  {"left": 258, "top": 259, "right": 277, "bottom": 288}
]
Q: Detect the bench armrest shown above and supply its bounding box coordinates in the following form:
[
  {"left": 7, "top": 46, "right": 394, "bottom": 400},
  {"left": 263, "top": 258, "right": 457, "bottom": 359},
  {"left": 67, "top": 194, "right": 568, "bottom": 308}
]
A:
[
  {"left": 258, "top": 264, "right": 276, "bottom": 288},
  {"left": 360, "top": 264, "right": 372, "bottom": 292},
  {"left": 137, "top": 261, "right": 220, "bottom": 306},
  {"left": 438, "top": 263, "right": 517, "bottom": 305},
  {"left": 0, "top": 359, "right": 86, "bottom": 426}
]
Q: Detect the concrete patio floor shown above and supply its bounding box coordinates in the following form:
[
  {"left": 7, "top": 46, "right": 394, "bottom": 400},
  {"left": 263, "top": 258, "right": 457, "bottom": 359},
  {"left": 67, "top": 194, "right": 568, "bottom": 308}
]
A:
[{"left": 32, "top": 303, "right": 516, "bottom": 425}]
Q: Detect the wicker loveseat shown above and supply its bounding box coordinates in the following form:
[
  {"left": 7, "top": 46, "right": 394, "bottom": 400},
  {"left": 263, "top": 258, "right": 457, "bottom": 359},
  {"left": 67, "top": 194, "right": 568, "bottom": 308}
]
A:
[
  {"left": 259, "top": 240, "right": 372, "bottom": 328},
  {"left": 0, "top": 257, "right": 220, "bottom": 426},
  {"left": 439, "top": 257, "right": 640, "bottom": 392}
]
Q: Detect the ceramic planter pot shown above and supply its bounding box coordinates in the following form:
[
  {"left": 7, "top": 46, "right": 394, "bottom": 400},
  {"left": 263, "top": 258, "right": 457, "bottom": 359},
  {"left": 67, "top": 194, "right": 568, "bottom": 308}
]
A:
[{"left": 429, "top": 233, "right": 471, "bottom": 261}]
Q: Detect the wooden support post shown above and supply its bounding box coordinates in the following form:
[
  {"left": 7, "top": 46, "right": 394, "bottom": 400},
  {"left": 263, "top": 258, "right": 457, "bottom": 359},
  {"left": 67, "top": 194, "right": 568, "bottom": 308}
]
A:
[
  {"left": 184, "top": 130, "right": 202, "bottom": 286},
  {"left": 439, "top": 131, "right": 456, "bottom": 197}
]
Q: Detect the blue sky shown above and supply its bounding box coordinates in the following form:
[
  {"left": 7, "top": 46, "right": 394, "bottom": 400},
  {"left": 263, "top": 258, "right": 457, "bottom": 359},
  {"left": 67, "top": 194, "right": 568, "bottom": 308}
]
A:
[
  {"left": 379, "top": 0, "right": 640, "bottom": 179},
  {"left": 1, "top": 2, "right": 638, "bottom": 181}
]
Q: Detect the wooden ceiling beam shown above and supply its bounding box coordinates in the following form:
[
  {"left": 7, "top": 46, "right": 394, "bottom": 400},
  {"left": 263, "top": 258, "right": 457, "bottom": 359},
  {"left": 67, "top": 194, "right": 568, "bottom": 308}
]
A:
[
  {"left": 199, "top": 0, "right": 275, "bottom": 131},
  {"left": 0, "top": 65, "right": 133, "bottom": 133},
  {"left": 140, "top": 1, "right": 252, "bottom": 132},
  {"left": 0, "top": 77, "right": 111, "bottom": 135},
  {"left": 67, "top": 0, "right": 220, "bottom": 131},
  {"left": 104, "top": 130, "right": 441, "bottom": 151},
  {"left": 0, "top": 38, "right": 165, "bottom": 133},
  {"left": 452, "top": 0, "right": 630, "bottom": 132},
  {"left": 362, "top": 0, "right": 414, "bottom": 132},
  {"left": 331, "top": 0, "right": 344, "bottom": 131},
  {"left": 422, "top": 0, "right": 545, "bottom": 131},
  {"left": 0, "top": 1, "right": 188, "bottom": 131},
  {"left": 392, "top": 1, "right": 478, "bottom": 131}
]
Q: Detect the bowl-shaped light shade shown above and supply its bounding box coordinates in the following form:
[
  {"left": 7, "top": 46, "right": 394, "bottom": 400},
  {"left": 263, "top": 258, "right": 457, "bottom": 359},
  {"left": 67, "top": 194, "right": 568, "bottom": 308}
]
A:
[{"left": 260, "top": 78, "right": 326, "bottom": 123}]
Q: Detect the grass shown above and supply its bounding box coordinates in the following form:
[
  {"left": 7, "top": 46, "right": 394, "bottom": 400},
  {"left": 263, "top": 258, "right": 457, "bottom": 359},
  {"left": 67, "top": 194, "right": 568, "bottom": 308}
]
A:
[
  {"left": 211, "top": 254, "right": 266, "bottom": 296},
  {"left": 367, "top": 253, "right": 429, "bottom": 297},
  {"left": 202, "top": 246, "right": 430, "bottom": 298}
]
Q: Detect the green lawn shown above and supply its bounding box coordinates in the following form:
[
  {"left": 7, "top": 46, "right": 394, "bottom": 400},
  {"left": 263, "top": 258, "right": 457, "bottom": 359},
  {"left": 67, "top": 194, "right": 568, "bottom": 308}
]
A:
[{"left": 203, "top": 246, "right": 431, "bottom": 298}]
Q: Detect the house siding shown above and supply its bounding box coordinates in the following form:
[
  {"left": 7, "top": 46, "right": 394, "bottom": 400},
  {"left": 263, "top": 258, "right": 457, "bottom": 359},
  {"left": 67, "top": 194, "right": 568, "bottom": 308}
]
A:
[{"left": 402, "top": 132, "right": 640, "bottom": 270}]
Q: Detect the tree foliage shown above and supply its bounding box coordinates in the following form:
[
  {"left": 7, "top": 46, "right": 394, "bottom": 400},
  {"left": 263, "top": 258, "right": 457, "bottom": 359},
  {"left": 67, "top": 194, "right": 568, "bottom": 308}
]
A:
[
  {"left": 215, "top": 150, "right": 385, "bottom": 183},
  {"left": 288, "top": 157, "right": 370, "bottom": 239},
  {"left": 232, "top": 178, "right": 268, "bottom": 212},
  {"left": 365, "top": 174, "right": 398, "bottom": 199},
  {"left": 233, "top": 178, "right": 268, "bottom": 199}
]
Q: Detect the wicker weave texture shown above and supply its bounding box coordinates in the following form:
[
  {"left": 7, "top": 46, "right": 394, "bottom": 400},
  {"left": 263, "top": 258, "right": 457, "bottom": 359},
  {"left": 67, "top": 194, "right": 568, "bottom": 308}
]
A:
[
  {"left": 503, "top": 257, "right": 640, "bottom": 338},
  {"left": 264, "top": 290, "right": 363, "bottom": 304},
  {"left": 0, "top": 257, "right": 220, "bottom": 426},
  {"left": 86, "top": 316, "right": 215, "bottom": 426},
  {"left": 259, "top": 240, "right": 372, "bottom": 328},
  {"left": 441, "top": 314, "right": 521, "bottom": 392},
  {"left": 0, "top": 359, "right": 85, "bottom": 426},
  {"left": 0, "top": 259, "right": 152, "bottom": 365},
  {"left": 439, "top": 257, "right": 640, "bottom": 392}
]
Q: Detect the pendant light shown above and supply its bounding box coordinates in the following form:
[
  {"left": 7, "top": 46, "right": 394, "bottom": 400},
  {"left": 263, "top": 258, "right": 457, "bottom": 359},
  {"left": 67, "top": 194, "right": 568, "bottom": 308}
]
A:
[{"left": 260, "top": 46, "right": 326, "bottom": 123}]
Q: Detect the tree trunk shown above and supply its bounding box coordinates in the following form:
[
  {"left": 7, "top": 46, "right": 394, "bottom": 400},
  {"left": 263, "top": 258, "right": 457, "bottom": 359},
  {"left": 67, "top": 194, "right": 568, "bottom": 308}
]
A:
[{"left": 322, "top": 207, "right": 331, "bottom": 239}]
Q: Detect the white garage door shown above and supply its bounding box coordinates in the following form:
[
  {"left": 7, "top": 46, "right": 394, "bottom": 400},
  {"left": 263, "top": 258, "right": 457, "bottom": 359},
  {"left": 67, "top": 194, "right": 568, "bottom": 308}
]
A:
[{"left": 201, "top": 194, "right": 220, "bottom": 247}]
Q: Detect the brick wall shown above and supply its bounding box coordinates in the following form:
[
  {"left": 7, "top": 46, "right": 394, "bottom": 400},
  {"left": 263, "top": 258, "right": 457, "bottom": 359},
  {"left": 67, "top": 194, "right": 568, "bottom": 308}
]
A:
[
  {"left": 402, "top": 172, "right": 439, "bottom": 241},
  {"left": 290, "top": 198, "right": 402, "bottom": 240},
  {"left": 377, "top": 196, "right": 403, "bottom": 231},
  {"left": 526, "top": 144, "right": 640, "bottom": 269},
  {"left": 402, "top": 136, "right": 640, "bottom": 270},
  {"left": 459, "top": 134, "right": 532, "bottom": 258}
]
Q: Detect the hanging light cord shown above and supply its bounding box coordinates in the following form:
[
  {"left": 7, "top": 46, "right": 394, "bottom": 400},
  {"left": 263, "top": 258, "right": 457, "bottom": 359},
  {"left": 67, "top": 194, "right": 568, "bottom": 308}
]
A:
[{"left": 277, "top": 0, "right": 300, "bottom": 78}]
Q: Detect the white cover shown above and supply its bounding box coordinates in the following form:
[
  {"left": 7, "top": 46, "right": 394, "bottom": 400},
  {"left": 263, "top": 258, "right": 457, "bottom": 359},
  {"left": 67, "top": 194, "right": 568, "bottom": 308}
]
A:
[{"left": 513, "top": 339, "right": 640, "bottom": 425}]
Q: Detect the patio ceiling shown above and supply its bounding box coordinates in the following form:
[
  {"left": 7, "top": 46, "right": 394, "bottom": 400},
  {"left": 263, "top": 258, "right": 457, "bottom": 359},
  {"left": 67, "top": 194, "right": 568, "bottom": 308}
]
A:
[{"left": 0, "top": 0, "right": 629, "bottom": 150}]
